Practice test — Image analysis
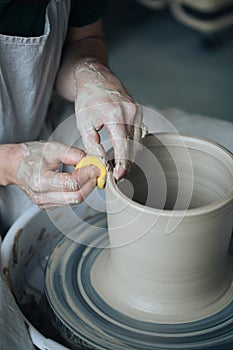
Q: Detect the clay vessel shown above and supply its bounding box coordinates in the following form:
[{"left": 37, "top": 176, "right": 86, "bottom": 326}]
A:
[{"left": 91, "top": 133, "right": 233, "bottom": 324}]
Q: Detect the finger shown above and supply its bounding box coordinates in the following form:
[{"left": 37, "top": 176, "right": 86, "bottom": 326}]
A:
[
  {"left": 126, "top": 123, "right": 135, "bottom": 141},
  {"left": 112, "top": 130, "right": 142, "bottom": 181},
  {"left": 43, "top": 142, "right": 86, "bottom": 165},
  {"left": 113, "top": 163, "right": 127, "bottom": 181},
  {"left": 133, "top": 104, "right": 147, "bottom": 139},
  {"left": 105, "top": 122, "right": 128, "bottom": 159},
  {"left": 114, "top": 127, "right": 142, "bottom": 180},
  {"left": 73, "top": 165, "right": 100, "bottom": 188},
  {"left": 105, "top": 122, "right": 130, "bottom": 179},
  {"left": 38, "top": 166, "right": 100, "bottom": 192},
  {"left": 62, "top": 146, "right": 86, "bottom": 165},
  {"left": 113, "top": 105, "right": 144, "bottom": 180},
  {"left": 131, "top": 103, "right": 143, "bottom": 127},
  {"left": 81, "top": 128, "right": 106, "bottom": 159},
  {"left": 34, "top": 178, "right": 97, "bottom": 210},
  {"left": 133, "top": 125, "right": 142, "bottom": 142}
]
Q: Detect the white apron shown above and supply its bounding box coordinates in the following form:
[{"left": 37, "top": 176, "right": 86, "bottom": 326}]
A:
[{"left": 0, "top": 0, "right": 71, "bottom": 234}]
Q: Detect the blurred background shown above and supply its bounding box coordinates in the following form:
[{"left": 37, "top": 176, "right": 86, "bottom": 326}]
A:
[{"left": 103, "top": 0, "right": 233, "bottom": 122}]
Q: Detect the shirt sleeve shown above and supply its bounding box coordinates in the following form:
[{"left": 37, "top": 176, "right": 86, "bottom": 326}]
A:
[{"left": 69, "top": 0, "right": 107, "bottom": 27}]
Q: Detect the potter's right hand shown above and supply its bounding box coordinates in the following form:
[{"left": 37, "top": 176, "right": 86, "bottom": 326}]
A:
[{"left": 0, "top": 141, "right": 100, "bottom": 210}]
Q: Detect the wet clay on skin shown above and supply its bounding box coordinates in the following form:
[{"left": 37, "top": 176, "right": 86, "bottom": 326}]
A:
[{"left": 74, "top": 59, "right": 146, "bottom": 178}]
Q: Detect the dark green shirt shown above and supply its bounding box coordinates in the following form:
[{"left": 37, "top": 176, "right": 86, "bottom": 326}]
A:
[{"left": 0, "top": 0, "right": 107, "bottom": 37}]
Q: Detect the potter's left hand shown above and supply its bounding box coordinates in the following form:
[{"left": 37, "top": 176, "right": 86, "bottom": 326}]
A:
[{"left": 74, "top": 59, "right": 146, "bottom": 180}]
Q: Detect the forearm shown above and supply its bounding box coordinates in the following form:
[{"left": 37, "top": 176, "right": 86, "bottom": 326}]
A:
[
  {"left": 55, "top": 25, "right": 108, "bottom": 101},
  {"left": 55, "top": 21, "right": 145, "bottom": 181},
  {"left": 0, "top": 144, "right": 21, "bottom": 186}
]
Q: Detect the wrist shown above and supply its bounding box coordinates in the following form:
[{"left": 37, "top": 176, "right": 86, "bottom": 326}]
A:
[
  {"left": 75, "top": 57, "right": 106, "bottom": 71},
  {"left": 0, "top": 144, "right": 22, "bottom": 186},
  {"left": 73, "top": 58, "right": 108, "bottom": 90}
]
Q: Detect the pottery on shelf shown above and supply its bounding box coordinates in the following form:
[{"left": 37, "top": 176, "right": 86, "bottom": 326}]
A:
[{"left": 91, "top": 133, "right": 233, "bottom": 324}]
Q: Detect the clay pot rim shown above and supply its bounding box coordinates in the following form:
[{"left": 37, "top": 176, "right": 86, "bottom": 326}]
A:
[{"left": 108, "top": 133, "right": 233, "bottom": 218}]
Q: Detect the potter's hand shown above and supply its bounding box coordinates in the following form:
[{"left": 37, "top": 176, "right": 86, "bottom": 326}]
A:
[
  {"left": 16, "top": 141, "right": 100, "bottom": 209},
  {"left": 74, "top": 59, "right": 146, "bottom": 180}
]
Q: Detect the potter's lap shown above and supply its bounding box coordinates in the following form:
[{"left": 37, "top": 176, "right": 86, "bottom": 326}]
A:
[{"left": 0, "top": 275, "right": 35, "bottom": 349}]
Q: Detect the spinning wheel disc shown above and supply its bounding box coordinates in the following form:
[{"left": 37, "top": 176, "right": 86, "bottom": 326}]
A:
[{"left": 45, "top": 214, "right": 233, "bottom": 350}]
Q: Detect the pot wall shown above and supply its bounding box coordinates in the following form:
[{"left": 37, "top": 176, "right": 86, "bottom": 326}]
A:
[{"left": 92, "top": 134, "right": 233, "bottom": 323}]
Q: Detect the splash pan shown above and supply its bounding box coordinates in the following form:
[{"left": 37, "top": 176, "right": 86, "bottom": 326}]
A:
[
  {"left": 1, "top": 206, "right": 233, "bottom": 349},
  {"left": 45, "top": 213, "right": 233, "bottom": 350}
]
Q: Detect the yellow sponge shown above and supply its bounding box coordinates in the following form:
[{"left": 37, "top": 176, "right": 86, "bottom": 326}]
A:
[{"left": 75, "top": 156, "right": 107, "bottom": 190}]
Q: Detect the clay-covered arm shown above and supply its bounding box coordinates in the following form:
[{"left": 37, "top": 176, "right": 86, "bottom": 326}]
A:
[
  {"left": 55, "top": 20, "right": 146, "bottom": 180},
  {"left": 0, "top": 144, "right": 21, "bottom": 186}
]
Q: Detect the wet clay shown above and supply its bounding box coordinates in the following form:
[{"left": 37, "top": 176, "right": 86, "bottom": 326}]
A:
[
  {"left": 74, "top": 58, "right": 146, "bottom": 179},
  {"left": 91, "top": 133, "right": 233, "bottom": 324}
]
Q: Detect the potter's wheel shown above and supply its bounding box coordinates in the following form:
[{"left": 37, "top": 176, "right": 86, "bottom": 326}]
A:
[{"left": 45, "top": 214, "right": 233, "bottom": 350}]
